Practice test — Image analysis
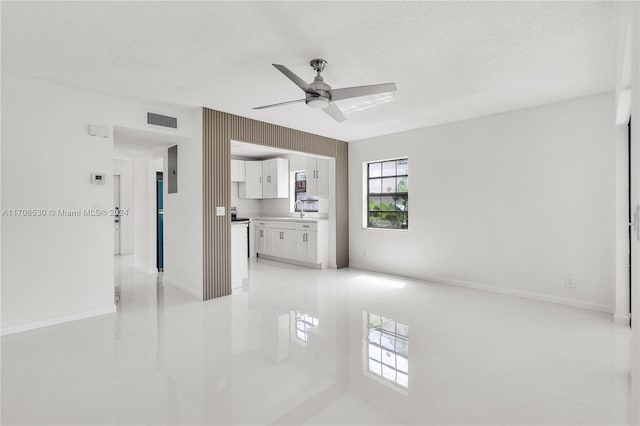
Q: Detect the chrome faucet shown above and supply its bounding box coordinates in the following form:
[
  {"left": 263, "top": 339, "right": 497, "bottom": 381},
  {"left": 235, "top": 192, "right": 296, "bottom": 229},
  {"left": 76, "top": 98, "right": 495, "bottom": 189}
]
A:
[{"left": 295, "top": 200, "right": 305, "bottom": 218}]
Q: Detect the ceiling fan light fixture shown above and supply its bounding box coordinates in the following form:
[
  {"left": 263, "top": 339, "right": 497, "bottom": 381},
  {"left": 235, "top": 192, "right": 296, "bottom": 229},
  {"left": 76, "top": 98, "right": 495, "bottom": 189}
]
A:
[{"left": 306, "top": 96, "right": 330, "bottom": 109}]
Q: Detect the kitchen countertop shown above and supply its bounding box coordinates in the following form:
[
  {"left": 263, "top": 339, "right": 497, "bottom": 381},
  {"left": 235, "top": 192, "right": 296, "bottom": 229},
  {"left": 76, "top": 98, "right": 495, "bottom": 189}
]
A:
[{"left": 253, "top": 216, "right": 326, "bottom": 224}]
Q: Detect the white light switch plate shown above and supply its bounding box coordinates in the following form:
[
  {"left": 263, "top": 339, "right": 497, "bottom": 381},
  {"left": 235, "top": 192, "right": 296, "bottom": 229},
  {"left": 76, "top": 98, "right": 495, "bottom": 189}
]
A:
[{"left": 216, "top": 206, "right": 226, "bottom": 216}]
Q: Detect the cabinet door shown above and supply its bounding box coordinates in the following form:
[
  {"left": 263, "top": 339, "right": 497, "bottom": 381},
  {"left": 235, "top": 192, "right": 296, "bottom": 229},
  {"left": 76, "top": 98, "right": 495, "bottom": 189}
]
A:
[
  {"left": 262, "top": 159, "right": 274, "bottom": 199},
  {"left": 273, "top": 158, "right": 289, "bottom": 199},
  {"left": 295, "top": 230, "right": 307, "bottom": 262},
  {"left": 245, "top": 161, "right": 263, "bottom": 199},
  {"left": 306, "top": 231, "right": 318, "bottom": 263},
  {"left": 231, "top": 159, "right": 246, "bottom": 182},
  {"left": 256, "top": 227, "right": 266, "bottom": 254},
  {"left": 271, "top": 229, "right": 285, "bottom": 257},
  {"left": 306, "top": 158, "right": 318, "bottom": 196},
  {"left": 314, "top": 158, "right": 329, "bottom": 197},
  {"left": 281, "top": 229, "right": 296, "bottom": 260}
]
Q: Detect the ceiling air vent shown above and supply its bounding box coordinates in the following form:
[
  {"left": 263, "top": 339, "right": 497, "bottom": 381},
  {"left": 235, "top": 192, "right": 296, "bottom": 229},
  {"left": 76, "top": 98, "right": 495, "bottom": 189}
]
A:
[{"left": 147, "top": 112, "right": 178, "bottom": 129}]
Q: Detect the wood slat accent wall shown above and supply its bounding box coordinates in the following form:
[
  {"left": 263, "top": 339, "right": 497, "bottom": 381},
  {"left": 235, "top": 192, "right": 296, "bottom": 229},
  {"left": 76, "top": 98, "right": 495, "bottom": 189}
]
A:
[
  {"left": 202, "top": 107, "right": 349, "bottom": 300},
  {"left": 203, "top": 108, "right": 232, "bottom": 300}
]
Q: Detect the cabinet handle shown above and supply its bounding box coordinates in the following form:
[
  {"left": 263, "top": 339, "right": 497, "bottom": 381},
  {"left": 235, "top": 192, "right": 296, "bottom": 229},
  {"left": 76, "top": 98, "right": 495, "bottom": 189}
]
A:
[
  {"left": 303, "top": 233, "right": 306, "bottom": 242},
  {"left": 316, "top": 170, "right": 319, "bottom": 179}
]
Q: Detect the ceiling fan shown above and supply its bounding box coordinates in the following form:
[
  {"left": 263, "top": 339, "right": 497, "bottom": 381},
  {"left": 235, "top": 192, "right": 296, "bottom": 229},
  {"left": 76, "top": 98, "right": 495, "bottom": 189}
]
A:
[{"left": 253, "top": 59, "right": 397, "bottom": 123}]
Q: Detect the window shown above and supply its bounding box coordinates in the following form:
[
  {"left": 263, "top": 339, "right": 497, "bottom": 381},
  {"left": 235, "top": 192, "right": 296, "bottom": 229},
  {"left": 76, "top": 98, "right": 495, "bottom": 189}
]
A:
[
  {"left": 365, "top": 311, "right": 409, "bottom": 389},
  {"left": 367, "top": 158, "right": 408, "bottom": 229},
  {"left": 295, "top": 171, "right": 319, "bottom": 212}
]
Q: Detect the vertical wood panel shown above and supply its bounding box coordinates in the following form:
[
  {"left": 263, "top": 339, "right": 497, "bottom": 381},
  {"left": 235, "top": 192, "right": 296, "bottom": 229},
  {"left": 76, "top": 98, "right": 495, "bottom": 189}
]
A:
[
  {"left": 202, "top": 109, "right": 231, "bottom": 299},
  {"left": 335, "top": 140, "right": 349, "bottom": 268},
  {"left": 202, "top": 107, "right": 348, "bottom": 300}
]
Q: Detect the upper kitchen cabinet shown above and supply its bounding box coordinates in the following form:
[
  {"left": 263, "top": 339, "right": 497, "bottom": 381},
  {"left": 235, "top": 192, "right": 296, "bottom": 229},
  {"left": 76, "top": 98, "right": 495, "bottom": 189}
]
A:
[
  {"left": 239, "top": 160, "right": 263, "bottom": 199},
  {"left": 306, "top": 157, "right": 329, "bottom": 197},
  {"left": 231, "top": 159, "right": 246, "bottom": 182},
  {"left": 262, "top": 158, "right": 289, "bottom": 199}
]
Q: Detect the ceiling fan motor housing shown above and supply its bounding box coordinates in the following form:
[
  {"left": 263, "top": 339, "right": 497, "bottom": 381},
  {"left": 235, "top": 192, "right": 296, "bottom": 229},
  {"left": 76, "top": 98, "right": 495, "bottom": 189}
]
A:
[{"left": 306, "top": 75, "right": 331, "bottom": 109}]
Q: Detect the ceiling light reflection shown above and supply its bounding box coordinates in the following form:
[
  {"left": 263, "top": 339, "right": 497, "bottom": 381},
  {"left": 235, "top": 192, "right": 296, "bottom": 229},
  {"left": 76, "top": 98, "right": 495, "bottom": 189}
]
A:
[{"left": 339, "top": 94, "right": 394, "bottom": 115}]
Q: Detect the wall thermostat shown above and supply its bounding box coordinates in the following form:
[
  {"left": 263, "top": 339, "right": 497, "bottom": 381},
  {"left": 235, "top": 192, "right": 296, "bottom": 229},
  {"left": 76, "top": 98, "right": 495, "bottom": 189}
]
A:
[
  {"left": 88, "top": 125, "right": 110, "bottom": 139},
  {"left": 91, "top": 173, "right": 106, "bottom": 185}
]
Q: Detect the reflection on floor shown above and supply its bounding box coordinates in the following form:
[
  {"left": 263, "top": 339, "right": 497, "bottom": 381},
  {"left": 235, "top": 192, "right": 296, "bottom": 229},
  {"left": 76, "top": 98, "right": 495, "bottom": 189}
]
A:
[{"left": 1, "top": 257, "right": 632, "bottom": 425}]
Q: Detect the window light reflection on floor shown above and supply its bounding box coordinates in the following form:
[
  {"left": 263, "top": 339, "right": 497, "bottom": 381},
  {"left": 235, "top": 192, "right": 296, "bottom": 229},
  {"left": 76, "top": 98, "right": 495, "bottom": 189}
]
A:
[
  {"left": 356, "top": 274, "right": 406, "bottom": 289},
  {"left": 364, "top": 311, "right": 409, "bottom": 390},
  {"left": 294, "top": 312, "right": 319, "bottom": 343}
]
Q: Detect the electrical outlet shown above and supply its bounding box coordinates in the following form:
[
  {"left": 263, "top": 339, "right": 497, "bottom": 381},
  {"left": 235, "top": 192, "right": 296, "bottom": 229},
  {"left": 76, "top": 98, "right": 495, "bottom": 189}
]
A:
[
  {"left": 362, "top": 249, "right": 367, "bottom": 258},
  {"left": 564, "top": 276, "right": 576, "bottom": 288}
]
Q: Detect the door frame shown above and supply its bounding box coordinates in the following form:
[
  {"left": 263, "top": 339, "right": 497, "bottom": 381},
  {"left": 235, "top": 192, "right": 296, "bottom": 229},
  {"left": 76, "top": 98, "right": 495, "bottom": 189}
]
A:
[{"left": 113, "top": 174, "right": 121, "bottom": 255}]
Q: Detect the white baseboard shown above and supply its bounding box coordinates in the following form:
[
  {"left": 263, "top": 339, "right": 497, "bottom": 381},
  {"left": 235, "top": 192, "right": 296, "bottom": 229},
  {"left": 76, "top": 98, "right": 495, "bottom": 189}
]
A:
[
  {"left": 614, "top": 313, "right": 631, "bottom": 325},
  {"left": 162, "top": 276, "right": 203, "bottom": 300},
  {"left": 258, "top": 254, "right": 323, "bottom": 269},
  {"left": 1, "top": 303, "right": 117, "bottom": 336},
  {"left": 349, "top": 263, "right": 613, "bottom": 314}
]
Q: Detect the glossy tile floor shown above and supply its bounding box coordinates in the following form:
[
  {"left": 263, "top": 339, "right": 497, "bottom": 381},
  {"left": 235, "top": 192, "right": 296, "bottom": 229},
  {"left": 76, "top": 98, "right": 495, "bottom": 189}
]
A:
[{"left": 1, "top": 257, "right": 633, "bottom": 425}]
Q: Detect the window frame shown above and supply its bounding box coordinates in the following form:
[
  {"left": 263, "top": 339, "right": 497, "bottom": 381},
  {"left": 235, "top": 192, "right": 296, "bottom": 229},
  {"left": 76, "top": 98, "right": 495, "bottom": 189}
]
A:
[
  {"left": 365, "top": 158, "right": 409, "bottom": 230},
  {"left": 294, "top": 171, "right": 319, "bottom": 213}
]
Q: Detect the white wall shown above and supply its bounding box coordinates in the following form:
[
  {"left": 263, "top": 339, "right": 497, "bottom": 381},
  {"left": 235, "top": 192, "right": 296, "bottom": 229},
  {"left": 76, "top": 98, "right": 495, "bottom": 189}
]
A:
[
  {"left": 230, "top": 180, "right": 260, "bottom": 218},
  {"left": 162, "top": 113, "right": 203, "bottom": 300},
  {"left": 132, "top": 158, "right": 150, "bottom": 272},
  {"left": 349, "top": 93, "right": 616, "bottom": 312},
  {"left": 1, "top": 73, "right": 201, "bottom": 334},
  {"left": 114, "top": 158, "right": 133, "bottom": 254},
  {"left": 615, "top": 2, "right": 640, "bottom": 423}
]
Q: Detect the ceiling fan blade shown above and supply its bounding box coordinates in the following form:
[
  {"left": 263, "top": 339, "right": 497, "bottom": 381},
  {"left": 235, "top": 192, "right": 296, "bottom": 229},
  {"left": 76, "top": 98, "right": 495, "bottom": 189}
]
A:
[
  {"left": 330, "top": 83, "right": 397, "bottom": 101},
  {"left": 253, "top": 99, "right": 305, "bottom": 110},
  {"left": 272, "top": 64, "right": 319, "bottom": 95},
  {"left": 323, "top": 102, "right": 347, "bottom": 122}
]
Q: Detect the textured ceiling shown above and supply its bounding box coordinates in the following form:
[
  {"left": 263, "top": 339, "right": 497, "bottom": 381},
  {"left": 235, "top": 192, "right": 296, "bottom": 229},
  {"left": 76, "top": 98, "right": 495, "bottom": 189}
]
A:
[{"left": 2, "top": 2, "right": 616, "bottom": 141}]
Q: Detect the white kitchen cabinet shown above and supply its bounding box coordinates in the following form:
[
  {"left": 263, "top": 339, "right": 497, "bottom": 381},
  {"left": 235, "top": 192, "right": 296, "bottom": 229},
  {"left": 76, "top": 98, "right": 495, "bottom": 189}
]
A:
[
  {"left": 255, "top": 219, "right": 327, "bottom": 268},
  {"left": 256, "top": 226, "right": 267, "bottom": 254},
  {"left": 231, "top": 159, "right": 246, "bottom": 182},
  {"left": 305, "top": 157, "right": 329, "bottom": 197},
  {"left": 239, "top": 158, "right": 288, "bottom": 199},
  {"left": 255, "top": 220, "right": 274, "bottom": 255},
  {"left": 272, "top": 228, "right": 295, "bottom": 259},
  {"left": 239, "top": 161, "right": 262, "bottom": 199},
  {"left": 295, "top": 229, "right": 317, "bottom": 263},
  {"left": 262, "top": 158, "right": 289, "bottom": 199}
]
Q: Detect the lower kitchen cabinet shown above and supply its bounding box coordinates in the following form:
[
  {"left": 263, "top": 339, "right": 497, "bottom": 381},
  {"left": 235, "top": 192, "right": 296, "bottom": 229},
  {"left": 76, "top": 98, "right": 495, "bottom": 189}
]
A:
[
  {"left": 295, "top": 230, "right": 317, "bottom": 263},
  {"left": 255, "top": 219, "right": 327, "bottom": 268}
]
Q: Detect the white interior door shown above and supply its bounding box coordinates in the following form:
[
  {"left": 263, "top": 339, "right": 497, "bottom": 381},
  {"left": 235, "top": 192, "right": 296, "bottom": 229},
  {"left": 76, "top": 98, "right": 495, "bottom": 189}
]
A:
[{"left": 113, "top": 175, "right": 121, "bottom": 255}]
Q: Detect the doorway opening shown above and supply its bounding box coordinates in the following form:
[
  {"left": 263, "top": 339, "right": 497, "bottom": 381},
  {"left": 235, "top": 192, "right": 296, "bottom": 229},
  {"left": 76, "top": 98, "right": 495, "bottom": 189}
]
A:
[{"left": 156, "top": 172, "right": 164, "bottom": 272}]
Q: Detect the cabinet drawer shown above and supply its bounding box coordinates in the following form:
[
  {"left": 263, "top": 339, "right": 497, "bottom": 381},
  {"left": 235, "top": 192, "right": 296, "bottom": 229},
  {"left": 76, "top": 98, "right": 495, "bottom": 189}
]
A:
[
  {"left": 296, "top": 222, "right": 317, "bottom": 231},
  {"left": 266, "top": 221, "right": 297, "bottom": 230}
]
